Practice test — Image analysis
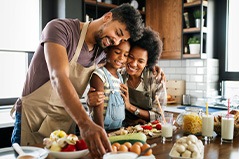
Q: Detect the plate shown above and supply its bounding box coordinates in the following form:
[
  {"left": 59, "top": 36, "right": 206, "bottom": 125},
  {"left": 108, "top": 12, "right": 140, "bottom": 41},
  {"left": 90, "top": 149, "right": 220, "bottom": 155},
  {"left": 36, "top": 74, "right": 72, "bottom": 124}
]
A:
[
  {"left": 167, "top": 100, "right": 177, "bottom": 104},
  {"left": 46, "top": 148, "right": 89, "bottom": 159},
  {"left": 0, "top": 146, "right": 48, "bottom": 159}
]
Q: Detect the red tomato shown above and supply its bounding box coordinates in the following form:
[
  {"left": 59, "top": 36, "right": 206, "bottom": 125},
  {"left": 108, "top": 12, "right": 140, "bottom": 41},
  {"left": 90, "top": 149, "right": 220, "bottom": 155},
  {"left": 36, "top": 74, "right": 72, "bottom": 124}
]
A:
[
  {"left": 141, "top": 125, "right": 152, "bottom": 130},
  {"left": 61, "top": 144, "right": 76, "bottom": 152},
  {"left": 151, "top": 120, "right": 159, "bottom": 125},
  {"left": 75, "top": 139, "right": 88, "bottom": 150},
  {"left": 156, "top": 123, "right": 162, "bottom": 130}
]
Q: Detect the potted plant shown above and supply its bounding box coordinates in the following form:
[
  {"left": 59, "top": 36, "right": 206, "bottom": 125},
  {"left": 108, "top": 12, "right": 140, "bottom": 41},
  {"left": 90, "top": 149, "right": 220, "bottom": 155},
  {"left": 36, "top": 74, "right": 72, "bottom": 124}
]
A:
[
  {"left": 188, "top": 37, "right": 200, "bottom": 54},
  {"left": 193, "top": 9, "right": 206, "bottom": 28}
]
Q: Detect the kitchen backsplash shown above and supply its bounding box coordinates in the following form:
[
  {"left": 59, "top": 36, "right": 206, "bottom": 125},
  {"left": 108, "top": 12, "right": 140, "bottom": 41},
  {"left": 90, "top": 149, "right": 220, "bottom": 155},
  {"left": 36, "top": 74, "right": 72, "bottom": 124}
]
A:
[{"left": 159, "top": 59, "right": 219, "bottom": 105}]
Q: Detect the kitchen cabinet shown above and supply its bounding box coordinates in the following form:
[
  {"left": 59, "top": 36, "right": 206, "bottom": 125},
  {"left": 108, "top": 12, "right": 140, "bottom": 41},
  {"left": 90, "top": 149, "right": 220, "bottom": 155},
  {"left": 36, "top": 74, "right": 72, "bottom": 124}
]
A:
[
  {"left": 146, "top": 0, "right": 182, "bottom": 59},
  {"left": 83, "top": 0, "right": 146, "bottom": 22}
]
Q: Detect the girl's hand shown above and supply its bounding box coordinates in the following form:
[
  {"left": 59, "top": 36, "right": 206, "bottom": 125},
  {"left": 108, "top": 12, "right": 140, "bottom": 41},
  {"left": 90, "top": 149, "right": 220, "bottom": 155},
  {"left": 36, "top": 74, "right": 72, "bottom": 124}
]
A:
[{"left": 120, "top": 84, "right": 131, "bottom": 109}]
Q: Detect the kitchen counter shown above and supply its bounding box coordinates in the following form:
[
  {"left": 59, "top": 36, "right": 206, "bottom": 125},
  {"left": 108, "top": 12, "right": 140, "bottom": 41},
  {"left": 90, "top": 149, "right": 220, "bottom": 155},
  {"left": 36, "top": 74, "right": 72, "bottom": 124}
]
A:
[
  {"left": 164, "top": 104, "right": 228, "bottom": 114},
  {"left": 0, "top": 103, "right": 227, "bottom": 129},
  {"left": 35, "top": 118, "right": 239, "bottom": 159},
  {"left": 0, "top": 98, "right": 88, "bottom": 129}
]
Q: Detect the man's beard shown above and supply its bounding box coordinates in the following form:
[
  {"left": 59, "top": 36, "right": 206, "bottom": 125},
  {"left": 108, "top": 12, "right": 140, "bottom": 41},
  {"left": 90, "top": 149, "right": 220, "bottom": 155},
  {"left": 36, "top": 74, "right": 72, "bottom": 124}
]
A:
[
  {"left": 95, "top": 34, "right": 104, "bottom": 49},
  {"left": 95, "top": 29, "right": 114, "bottom": 49}
]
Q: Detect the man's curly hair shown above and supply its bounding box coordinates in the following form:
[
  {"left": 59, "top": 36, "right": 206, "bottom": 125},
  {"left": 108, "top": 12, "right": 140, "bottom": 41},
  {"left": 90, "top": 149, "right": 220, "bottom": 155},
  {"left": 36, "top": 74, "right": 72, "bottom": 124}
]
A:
[
  {"left": 110, "top": 3, "right": 144, "bottom": 42},
  {"left": 130, "top": 27, "right": 163, "bottom": 69}
]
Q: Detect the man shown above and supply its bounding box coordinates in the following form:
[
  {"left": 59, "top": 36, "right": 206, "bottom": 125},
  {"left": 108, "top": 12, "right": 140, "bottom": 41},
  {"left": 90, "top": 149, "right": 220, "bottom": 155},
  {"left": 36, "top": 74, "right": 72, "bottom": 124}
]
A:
[{"left": 11, "top": 3, "right": 143, "bottom": 158}]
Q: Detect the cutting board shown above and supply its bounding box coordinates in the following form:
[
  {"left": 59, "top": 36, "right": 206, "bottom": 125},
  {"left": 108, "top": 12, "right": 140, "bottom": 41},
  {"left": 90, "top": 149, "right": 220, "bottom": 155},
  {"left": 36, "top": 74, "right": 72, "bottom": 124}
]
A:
[{"left": 166, "top": 80, "right": 185, "bottom": 104}]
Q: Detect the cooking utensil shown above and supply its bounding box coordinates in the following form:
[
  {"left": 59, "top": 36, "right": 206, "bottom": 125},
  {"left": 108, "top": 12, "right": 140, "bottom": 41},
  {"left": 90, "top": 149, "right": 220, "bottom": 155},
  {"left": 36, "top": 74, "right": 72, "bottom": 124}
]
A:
[
  {"left": 135, "top": 143, "right": 157, "bottom": 159},
  {"left": 12, "top": 143, "right": 38, "bottom": 159}
]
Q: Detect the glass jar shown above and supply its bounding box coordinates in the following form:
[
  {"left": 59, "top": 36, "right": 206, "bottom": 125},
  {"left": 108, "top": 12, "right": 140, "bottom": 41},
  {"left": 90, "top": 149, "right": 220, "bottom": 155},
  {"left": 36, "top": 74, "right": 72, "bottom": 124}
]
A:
[{"left": 176, "top": 107, "right": 203, "bottom": 135}]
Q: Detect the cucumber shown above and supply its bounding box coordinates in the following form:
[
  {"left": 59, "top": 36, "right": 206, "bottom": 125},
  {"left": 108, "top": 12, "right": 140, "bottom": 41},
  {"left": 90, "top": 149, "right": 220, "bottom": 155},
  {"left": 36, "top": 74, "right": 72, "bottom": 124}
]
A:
[{"left": 108, "top": 133, "right": 147, "bottom": 145}]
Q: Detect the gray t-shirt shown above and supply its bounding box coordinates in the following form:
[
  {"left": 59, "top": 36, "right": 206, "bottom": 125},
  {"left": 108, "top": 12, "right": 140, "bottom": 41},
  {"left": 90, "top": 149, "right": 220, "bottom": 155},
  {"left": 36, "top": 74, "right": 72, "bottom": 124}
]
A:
[{"left": 16, "top": 19, "right": 106, "bottom": 111}]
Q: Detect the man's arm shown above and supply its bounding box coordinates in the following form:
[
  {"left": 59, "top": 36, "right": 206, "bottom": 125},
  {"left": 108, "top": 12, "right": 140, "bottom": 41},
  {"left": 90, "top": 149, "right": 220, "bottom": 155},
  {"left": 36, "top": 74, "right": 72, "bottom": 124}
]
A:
[
  {"left": 151, "top": 65, "right": 166, "bottom": 82},
  {"left": 90, "top": 74, "right": 105, "bottom": 128},
  {"left": 44, "top": 42, "right": 112, "bottom": 158},
  {"left": 87, "top": 87, "right": 105, "bottom": 107}
]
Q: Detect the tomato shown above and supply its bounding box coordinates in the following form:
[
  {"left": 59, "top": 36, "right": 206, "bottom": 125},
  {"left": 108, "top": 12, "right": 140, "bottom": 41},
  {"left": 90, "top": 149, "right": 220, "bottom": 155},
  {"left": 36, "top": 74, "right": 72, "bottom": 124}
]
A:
[
  {"left": 141, "top": 125, "right": 152, "bottom": 130},
  {"left": 156, "top": 123, "right": 162, "bottom": 130},
  {"left": 151, "top": 120, "right": 159, "bottom": 125},
  {"left": 61, "top": 144, "right": 76, "bottom": 152},
  {"left": 75, "top": 139, "right": 88, "bottom": 150}
]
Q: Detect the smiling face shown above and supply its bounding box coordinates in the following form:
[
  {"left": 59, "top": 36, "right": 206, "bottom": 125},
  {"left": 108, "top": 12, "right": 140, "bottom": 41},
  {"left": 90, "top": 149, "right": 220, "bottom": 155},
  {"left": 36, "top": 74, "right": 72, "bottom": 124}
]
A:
[
  {"left": 95, "top": 15, "right": 130, "bottom": 49},
  {"left": 105, "top": 41, "right": 130, "bottom": 70},
  {"left": 126, "top": 46, "right": 148, "bottom": 77}
]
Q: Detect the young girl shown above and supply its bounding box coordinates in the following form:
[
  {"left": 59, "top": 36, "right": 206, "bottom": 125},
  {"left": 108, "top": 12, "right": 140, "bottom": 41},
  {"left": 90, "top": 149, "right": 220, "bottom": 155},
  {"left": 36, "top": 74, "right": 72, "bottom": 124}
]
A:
[{"left": 89, "top": 41, "right": 130, "bottom": 130}]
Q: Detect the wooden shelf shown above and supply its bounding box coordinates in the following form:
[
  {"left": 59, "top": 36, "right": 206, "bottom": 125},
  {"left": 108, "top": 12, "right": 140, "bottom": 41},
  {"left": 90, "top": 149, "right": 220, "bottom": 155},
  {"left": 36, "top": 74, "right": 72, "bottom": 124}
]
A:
[
  {"left": 84, "top": 0, "right": 145, "bottom": 15},
  {"left": 184, "top": 0, "right": 208, "bottom": 8},
  {"left": 183, "top": 27, "right": 207, "bottom": 33},
  {"left": 182, "top": 53, "right": 207, "bottom": 59}
]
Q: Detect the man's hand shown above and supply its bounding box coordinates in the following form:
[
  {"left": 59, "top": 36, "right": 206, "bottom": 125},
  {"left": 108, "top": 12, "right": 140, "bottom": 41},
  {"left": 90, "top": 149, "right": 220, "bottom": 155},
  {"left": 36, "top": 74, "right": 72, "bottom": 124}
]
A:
[
  {"left": 151, "top": 65, "right": 166, "bottom": 83},
  {"left": 79, "top": 122, "right": 112, "bottom": 158},
  {"left": 87, "top": 87, "right": 105, "bottom": 107}
]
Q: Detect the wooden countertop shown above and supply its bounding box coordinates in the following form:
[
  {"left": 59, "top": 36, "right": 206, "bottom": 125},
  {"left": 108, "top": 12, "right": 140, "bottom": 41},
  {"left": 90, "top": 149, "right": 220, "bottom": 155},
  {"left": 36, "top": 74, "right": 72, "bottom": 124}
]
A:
[
  {"left": 35, "top": 110, "right": 238, "bottom": 159},
  {"left": 41, "top": 128, "right": 239, "bottom": 159}
]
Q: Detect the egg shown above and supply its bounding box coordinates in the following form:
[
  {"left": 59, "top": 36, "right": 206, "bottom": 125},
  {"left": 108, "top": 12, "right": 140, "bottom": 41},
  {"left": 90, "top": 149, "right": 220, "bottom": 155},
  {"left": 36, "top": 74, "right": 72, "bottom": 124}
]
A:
[
  {"left": 112, "top": 142, "right": 121, "bottom": 150},
  {"left": 130, "top": 144, "right": 141, "bottom": 155},
  {"left": 133, "top": 142, "right": 143, "bottom": 147},
  {"left": 141, "top": 143, "right": 152, "bottom": 156},
  {"left": 182, "top": 150, "right": 191, "bottom": 158},
  {"left": 118, "top": 145, "right": 128, "bottom": 152},
  {"left": 111, "top": 145, "right": 117, "bottom": 152},
  {"left": 123, "top": 142, "right": 132, "bottom": 150}
]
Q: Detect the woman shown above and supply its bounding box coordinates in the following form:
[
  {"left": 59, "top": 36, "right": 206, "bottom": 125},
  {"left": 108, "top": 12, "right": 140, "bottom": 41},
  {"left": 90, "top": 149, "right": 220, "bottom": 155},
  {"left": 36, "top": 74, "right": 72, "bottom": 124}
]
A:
[
  {"left": 120, "top": 27, "right": 167, "bottom": 126},
  {"left": 88, "top": 27, "right": 167, "bottom": 127}
]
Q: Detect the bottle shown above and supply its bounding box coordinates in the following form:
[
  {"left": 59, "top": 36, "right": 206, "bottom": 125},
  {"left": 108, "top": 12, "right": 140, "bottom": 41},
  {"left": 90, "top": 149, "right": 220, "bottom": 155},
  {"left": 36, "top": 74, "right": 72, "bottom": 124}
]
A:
[{"left": 184, "top": 46, "right": 188, "bottom": 54}]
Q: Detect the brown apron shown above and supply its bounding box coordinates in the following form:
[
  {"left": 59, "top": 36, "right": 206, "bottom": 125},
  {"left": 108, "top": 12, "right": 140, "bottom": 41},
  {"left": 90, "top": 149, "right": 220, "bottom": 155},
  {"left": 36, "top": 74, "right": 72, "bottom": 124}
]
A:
[
  {"left": 124, "top": 70, "right": 153, "bottom": 121},
  {"left": 12, "top": 22, "right": 96, "bottom": 146}
]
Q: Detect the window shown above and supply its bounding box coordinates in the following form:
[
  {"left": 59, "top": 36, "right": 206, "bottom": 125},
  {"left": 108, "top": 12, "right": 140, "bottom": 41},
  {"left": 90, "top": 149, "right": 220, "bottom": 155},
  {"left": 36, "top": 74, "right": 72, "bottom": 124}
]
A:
[
  {"left": 0, "top": 51, "right": 34, "bottom": 105},
  {"left": 226, "top": 0, "right": 239, "bottom": 72},
  {"left": 219, "top": 0, "right": 239, "bottom": 99},
  {"left": 0, "top": 0, "right": 40, "bottom": 51},
  {"left": 0, "top": 0, "right": 39, "bottom": 106}
]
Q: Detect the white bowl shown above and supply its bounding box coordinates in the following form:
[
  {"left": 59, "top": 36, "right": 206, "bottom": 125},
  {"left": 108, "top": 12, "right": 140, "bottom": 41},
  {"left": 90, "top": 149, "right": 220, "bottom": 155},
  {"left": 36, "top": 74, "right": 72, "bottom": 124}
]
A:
[
  {"left": 46, "top": 148, "right": 89, "bottom": 159},
  {"left": 103, "top": 152, "right": 137, "bottom": 159},
  {"left": 103, "top": 152, "right": 156, "bottom": 159}
]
